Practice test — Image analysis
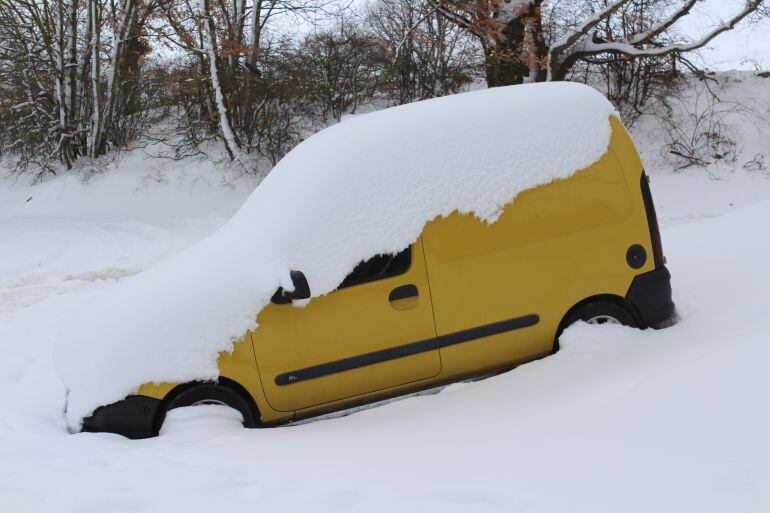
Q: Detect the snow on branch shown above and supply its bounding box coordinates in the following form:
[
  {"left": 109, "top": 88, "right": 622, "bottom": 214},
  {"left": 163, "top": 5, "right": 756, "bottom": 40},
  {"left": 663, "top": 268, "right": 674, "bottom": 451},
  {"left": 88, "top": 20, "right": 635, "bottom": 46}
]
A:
[
  {"left": 623, "top": 0, "right": 698, "bottom": 46},
  {"left": 548, "top": 0, "right": 765, "bottom": 81},
  {"left": 574, "top": 0, "right": 764, "bottom": 59},
  {"left": 198, "top": 0, "right": 241, "bottom": 160},
  {"left": 549, "top": 0, "right": 633, "bottom": 55},
  {"left": 424, "top": 0, "right": 478, "bottom": 36},
  {"left": 497, "top": 0, "right": 535, "bottom": 25}
]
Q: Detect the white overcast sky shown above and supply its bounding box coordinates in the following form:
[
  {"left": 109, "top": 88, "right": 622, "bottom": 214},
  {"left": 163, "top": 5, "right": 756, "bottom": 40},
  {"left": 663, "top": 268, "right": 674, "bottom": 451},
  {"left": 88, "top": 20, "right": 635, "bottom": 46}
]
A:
[{"left": 673, "top": 0, "right": 770, "bottom": 69}]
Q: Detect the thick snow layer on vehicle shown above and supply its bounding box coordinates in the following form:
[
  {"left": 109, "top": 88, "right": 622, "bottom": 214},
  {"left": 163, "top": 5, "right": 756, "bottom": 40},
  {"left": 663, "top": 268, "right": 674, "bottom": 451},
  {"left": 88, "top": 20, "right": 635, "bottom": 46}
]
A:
[{"left": 54, "top": 82, "right": 616, "bottom": 426}]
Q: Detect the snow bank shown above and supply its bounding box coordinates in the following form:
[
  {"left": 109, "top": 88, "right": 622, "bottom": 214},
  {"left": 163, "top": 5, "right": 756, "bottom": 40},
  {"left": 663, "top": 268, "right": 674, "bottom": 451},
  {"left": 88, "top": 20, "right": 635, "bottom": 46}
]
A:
[{"left": 55, "top": 82, "right": 616, "bottom": 427}]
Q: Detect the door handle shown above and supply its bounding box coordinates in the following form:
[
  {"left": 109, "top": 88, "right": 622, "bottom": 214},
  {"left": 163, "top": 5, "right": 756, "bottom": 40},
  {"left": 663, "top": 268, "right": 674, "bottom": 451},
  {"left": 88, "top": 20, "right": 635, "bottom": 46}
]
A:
[{"left": 389, "top": 284, "right": 418, "bottom": 302}]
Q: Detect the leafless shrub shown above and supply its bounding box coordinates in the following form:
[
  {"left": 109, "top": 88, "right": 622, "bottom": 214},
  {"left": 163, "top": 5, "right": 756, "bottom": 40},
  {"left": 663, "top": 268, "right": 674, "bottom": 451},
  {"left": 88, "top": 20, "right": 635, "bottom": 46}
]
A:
[
  {"left": 294, "top": 24, "right": 386, "bottom": 122},
  {"left": 3, "top": 0, "right": 765, "bottom": 180},
  {"left": 744, "top": 154, "right": 767, "bottom": 173},
  {"left": 368, "top": 0, "right": 480, "bottom": 105},
  {"left": 658, "top": 85, "right": 750, "bottom": 172}
]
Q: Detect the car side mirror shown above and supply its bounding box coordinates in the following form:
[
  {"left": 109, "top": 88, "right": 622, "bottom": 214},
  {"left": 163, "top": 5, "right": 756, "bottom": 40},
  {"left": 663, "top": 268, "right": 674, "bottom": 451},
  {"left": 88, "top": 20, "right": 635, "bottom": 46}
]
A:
[{"left": 271, "top": 270, "right": 311, "bottom": 304}]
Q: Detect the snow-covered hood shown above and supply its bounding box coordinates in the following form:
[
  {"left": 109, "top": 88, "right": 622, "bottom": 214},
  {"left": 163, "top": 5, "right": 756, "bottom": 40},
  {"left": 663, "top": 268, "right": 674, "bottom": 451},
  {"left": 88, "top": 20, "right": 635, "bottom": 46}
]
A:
[{"left": 55, "top": 82, "right": 617, "bottom": 427}]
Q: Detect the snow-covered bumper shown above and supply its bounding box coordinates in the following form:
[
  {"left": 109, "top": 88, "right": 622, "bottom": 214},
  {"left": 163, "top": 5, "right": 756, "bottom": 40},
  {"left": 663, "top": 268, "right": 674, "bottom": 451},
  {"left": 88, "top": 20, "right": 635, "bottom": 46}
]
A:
[
  {"left": 626, "top": 266, "right": 676, "bottom": 329},
  {"left": 80, "top": 395, "right": 161, "bottom": 439}
]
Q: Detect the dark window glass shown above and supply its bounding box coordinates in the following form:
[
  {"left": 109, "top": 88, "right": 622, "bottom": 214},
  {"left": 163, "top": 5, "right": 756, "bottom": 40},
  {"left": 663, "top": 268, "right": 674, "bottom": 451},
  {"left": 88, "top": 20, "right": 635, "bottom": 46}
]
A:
[{"left": 338, "top": 247, "right": 412, "bottom": 289}]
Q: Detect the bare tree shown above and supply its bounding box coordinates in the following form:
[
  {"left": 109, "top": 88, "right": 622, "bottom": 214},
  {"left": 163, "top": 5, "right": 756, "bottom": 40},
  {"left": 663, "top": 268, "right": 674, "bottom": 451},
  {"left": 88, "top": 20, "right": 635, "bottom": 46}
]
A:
[
  {"left": 91, "top": 0, "right": 139, "bottom": 156},
  {"left": 0, "top": 0, "right": 83, "bottom": 173},
  {"left": 151, "top": 0, "right": 336, "bottom": 161},
  {"left": 427, "top": 0, "right": 766, "bottom": 86},
  {"left": 296, "top": 22, "right": 385, "bottom": 121},
  {"left": 369, "top": 0, "right": 479, "bottom": 105},
  {"left": 199, "top": 0, "right": 241, "bottom": 158},
  {"left": 4, "top": 0, "right": 764, "bottom": 178},
  {"left": 0, "top": 0, "right": 165, "bottom": 176}
]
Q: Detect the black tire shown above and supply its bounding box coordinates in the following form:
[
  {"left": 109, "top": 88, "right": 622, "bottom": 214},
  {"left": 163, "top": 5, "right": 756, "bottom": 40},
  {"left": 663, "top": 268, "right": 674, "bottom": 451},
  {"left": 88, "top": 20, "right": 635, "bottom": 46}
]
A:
[
  {"left": 554, "top": 301, "right": 638, "bottom": 353},
  {"left": 161, "top": 382, "right": 258, "bottom": 429}
]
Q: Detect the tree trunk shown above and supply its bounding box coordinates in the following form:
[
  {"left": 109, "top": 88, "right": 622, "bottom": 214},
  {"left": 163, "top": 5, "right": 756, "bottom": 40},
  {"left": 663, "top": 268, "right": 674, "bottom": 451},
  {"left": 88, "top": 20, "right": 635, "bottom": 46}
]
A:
[
  {"left": 483, "top": 0, "right": 547, "bottom": 87},
  {"left": 93, "top": 0, "right": 136, "bottom": 156},
  {"left": 88, "top": 0, "right": 102, "bottom": 157},
  {"left": 201, "top": 0, "right": 240, "bottom": 159},
  {"left": 247, "top": 0, "right": 262, "bottom": 69},
  {"left": 120, "top": 10, "right": 148, "bottom": 117},
  {"left": 53, "top": 0, "right": 74, "bottom": 168},
  {"left": 68, "top": 0, "right": 82, "bottom": 157},
  {"left": 483, "top": 42, "right": 527, "bottom": 87}
]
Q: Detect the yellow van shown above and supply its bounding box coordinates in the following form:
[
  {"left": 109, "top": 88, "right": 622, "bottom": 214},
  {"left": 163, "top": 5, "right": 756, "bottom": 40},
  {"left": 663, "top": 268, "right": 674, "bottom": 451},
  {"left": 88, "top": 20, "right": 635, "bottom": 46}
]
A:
[{"left": 82, "top": 116, "right": 674, "bottom": 438}]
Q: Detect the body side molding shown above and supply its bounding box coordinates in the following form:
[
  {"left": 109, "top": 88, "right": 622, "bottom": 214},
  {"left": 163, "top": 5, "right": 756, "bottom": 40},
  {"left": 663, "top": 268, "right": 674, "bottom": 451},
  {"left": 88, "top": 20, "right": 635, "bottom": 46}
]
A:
[{"left": 275, "top": 314, "right": 540, "bottom": 386}]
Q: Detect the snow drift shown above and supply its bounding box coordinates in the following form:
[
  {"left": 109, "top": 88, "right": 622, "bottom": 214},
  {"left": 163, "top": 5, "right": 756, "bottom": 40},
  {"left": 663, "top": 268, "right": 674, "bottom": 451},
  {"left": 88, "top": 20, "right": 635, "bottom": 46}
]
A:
[{"left": 55, "top": 82, "right": 617, "bottom": 427}]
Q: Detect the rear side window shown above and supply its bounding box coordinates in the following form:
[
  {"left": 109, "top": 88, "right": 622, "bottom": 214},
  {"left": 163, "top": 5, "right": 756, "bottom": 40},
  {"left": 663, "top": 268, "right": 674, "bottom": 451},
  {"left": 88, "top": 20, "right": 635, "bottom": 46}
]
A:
[{"left": 338, "top": 247, "right": 411, "bottom": 289}]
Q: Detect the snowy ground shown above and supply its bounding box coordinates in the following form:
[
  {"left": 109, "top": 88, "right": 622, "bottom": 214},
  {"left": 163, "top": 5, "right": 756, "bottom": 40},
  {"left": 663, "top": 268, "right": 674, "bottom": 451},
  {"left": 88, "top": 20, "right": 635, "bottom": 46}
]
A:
[{"left": 2, "top": 78, "right": 770, "bottom": 512}]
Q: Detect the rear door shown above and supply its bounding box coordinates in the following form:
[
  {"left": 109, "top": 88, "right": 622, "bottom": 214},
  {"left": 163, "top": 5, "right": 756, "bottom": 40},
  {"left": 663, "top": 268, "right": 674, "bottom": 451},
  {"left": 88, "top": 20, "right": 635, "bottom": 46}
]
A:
[{"left": 251, "top": 238, "right": 440, "bottom": 412}]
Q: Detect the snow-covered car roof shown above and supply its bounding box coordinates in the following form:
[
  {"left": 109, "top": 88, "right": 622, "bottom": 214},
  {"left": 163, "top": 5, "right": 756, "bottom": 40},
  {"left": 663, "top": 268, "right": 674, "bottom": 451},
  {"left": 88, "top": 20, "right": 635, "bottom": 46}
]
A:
[{"left": 56, "top": 82, "right": 616, "bottom": 426}]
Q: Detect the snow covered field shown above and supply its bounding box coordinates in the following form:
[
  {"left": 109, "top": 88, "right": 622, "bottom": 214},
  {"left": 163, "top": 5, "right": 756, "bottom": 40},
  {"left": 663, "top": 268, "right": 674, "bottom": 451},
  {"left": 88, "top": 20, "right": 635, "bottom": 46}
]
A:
[{"left": 2, "top": 76, "right": 770, "bottom": 512}]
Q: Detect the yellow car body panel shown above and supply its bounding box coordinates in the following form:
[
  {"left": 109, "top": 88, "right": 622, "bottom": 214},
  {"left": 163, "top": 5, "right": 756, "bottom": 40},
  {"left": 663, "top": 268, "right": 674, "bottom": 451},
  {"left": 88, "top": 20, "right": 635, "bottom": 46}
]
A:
[
  {"left": 130, "top": 116, "right": 670, "bottom": 430},
  {"left": 250, "top": 236, "right": 439, "bottom": 413}
]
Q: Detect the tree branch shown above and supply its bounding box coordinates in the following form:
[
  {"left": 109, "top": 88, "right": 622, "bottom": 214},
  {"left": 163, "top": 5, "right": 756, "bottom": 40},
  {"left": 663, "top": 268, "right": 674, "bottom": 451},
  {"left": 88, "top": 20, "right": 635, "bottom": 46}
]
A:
[
  {"left": 549, "top": 0, "right": 633, "bottom": 55},
  {"left": 624, "top": 0, "right": 698, "bottom": 45},
  {"left": 424, "top": 0, "right": 480, "bottom": 38},
  {"left": 576, "top": 0, "right": 764, "bottom": 59},
  {"left": 551, "top": 0, "right": 765, "bottom": 81}
]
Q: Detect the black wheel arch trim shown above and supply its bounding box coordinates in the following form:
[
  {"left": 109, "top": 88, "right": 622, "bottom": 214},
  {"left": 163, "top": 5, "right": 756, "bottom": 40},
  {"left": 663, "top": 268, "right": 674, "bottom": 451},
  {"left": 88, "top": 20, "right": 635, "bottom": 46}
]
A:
[
  {"left": 80, "top": 377, "right": 260, "bottom": 439},
  {"left": 555, "top": 294, "right": 639, "bottom": 342},
  {"left": 155, "top": 376, "right": 261, "bottom": 431}
]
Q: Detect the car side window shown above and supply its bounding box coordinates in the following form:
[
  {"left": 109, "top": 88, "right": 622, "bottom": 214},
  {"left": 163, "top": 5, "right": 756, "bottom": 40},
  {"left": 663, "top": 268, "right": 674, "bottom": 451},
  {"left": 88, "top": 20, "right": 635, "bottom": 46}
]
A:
[{"left": 338, "top": 247, "right": 412, "bottom": 289}]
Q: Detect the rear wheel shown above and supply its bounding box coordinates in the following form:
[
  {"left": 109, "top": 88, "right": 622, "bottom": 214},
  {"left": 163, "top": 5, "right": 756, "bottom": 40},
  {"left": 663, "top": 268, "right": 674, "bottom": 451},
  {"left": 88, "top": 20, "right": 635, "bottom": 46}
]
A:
[
  {"left": 160, "top": 382, "right": 258, "bottom": 430},
  {"left": 565, "top": 301, "right": 637, "bottom": 328},
  {"left": 554, "top": 301, "right": 638, "bottom": 352}
]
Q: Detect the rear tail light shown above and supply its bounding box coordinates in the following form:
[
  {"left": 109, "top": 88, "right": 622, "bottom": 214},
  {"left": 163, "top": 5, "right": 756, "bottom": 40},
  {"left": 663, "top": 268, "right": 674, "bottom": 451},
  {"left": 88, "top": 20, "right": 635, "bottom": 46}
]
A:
[{"left": 640, "top": 172, "right": 665, "bottom": 268}]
